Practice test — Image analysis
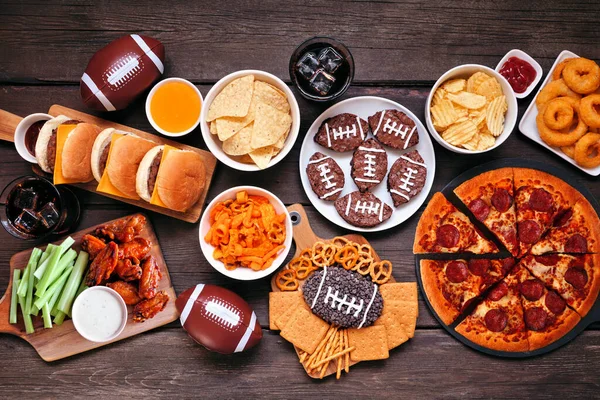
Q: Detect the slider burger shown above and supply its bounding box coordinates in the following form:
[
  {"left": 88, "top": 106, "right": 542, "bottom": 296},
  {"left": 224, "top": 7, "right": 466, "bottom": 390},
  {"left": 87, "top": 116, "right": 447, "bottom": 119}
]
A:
[
  {"left": 92, "top": 128, "right": 157, "bottom": 199},
  {"left": 35, "top": 115, "right": 102, "bottom": 183},
  {"left": 136, "top": 145, "right": 206, "bottom": 212}
]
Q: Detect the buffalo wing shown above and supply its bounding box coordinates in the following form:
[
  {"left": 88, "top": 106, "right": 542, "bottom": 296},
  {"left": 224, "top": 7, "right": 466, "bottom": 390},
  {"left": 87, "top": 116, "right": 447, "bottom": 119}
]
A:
[
  {"left": 107, "top": 281, "right": 143, "bottom": 305},
  {"left": 81, "top": 234, "right": 106, "bottom": 260},
  {"left": 115, "top": 258, "right": 142, "bottom": 281},
  {"left": 139, "top": 256, "right": 162, "bottom": 299},
  {"left": 85, "top": 241, "right": 119, "bottom": 286},
  {"left": 94, "top": 214, "right": 147, "bottom": 243},
  {"left": 119, "top": 237, "right": 151, "bottom": 260},
  {"left": 133, "top": 291, "right": 169, "bottom": 322}
]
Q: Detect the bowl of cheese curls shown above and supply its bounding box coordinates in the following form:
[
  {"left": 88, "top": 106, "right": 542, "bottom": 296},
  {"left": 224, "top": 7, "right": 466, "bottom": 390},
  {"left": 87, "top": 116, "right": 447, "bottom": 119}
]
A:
[{"left": 200, "top": 186, "right": 293, "bottom": 280}]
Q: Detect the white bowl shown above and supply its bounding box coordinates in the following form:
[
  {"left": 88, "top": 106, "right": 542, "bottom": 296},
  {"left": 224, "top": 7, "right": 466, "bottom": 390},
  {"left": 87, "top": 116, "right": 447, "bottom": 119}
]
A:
[
  {"left": 14, "top": 113, "right": 53, "bottom": 163},
  {"left": 71, "top": 286, "right": 127, "bottom": 343},
  {"left": 495, "top": 49, "right": 543, "bottom": 99},
  {"left": 200, "top": 70, "right": 300, "bottom": 171},
  {"left": 199, "top": 186, "right": 293, "bottom": 280},
  {"left": 146, "top": 77, "right": 204, "bottom": 137},
  {"left": 425, "top": 64, "right": 518, "bottom": 154}
]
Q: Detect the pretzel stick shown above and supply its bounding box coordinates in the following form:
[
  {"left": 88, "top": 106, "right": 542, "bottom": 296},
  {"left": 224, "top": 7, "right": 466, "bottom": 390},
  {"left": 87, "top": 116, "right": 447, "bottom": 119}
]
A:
[
  {"left": 308, "top": 327, "right": 338, "bottom": 373},
  {"left": 344, "top": 330, "right": 350, "bottom": 373},
  {"left": 315, "top": 346, "right": 356, "bottom": 368},
  {"left": 299, "top": 351, "right": 307, "bottom": 364},
  {"left": 305, "top": 326, "right": 335, "bottom": 370},
  {"left": 317, "top": 329, "right": 339, "bottom": 378},
  {"left": 336, "top": 330, "right": 343, "bottom": 379}
]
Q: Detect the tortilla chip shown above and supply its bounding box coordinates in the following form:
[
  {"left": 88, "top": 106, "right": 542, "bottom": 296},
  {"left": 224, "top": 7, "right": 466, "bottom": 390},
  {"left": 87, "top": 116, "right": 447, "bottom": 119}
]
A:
[
  {"left": 222, "top": 124, "right": 254, "bottom": 156},
  {"left": 253, "top": 81, "right": 290, "bottom": 113},
  {"left": 209, "top": 121, "right": 218, "bottom": 135},
  {"left": 206, "top": 75, "right": 255, "bottom": 121},
  {"left": 249, "top": 146, "right": 274, "bottom": 169},
  {"left": 251, "top": 102, "right": 292, "bottom": 149},
  {"left": 273, "top": 127, "right": 290, "bottom": 149},
  {"left": 215, "top": 99, "right": 257, "bottom": 141}
]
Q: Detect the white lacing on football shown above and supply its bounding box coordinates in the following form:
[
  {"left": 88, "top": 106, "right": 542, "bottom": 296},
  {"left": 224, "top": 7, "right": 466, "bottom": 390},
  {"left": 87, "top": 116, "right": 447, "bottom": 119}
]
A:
[
  {"left": 355, "top": 115, "right": 365, "bottom": 140},
  {"left": 105, "top": 53, "right": 143, "bottom": 89},
  {"left": 324, "top": 286, "right": 364, "bottom": 317},
  {"left": 362, "top": 154, "right": 377, "bottom": 177},
  {"left": 317, "top": 162, "right": 336, "bottom": 189},
  {"left": 311, "top": 267, "right": 328, "bottom": 309},
  {"left": 399, "top": 155, "right": 427, "bottom": 168},
  {"left": 403, "top": 125, "right": 417, "bottom": 149},
  {"left": 203, "top": 297, "right": 242, "bottom": 332},
  {"left": 399, "top": 167, "right": 417, "bottom": 191},
  {"left": 358, "top": 284, "right": 379, "bottom": 329},
  {"left": 354, "top": 200, "right": 381, "bottom": 216},
  {"left": 325, "top": 122, "right": 358, "bottom": 148},
  {"left": 308, "top": 155, "right": 331, "bottom": 164},
  {"left": 382, "top": 119, "right": 410, "bottom": 138}
]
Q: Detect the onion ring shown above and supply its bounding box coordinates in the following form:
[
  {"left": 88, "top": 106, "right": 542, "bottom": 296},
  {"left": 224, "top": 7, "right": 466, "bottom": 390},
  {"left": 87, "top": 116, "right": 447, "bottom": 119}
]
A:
[
  {"left": 537, "top": 97, "right": 588, "bottom": 147},
  {"left": 561, "top": 144, "right": 576, "bottom": 159},
  {"left": 543, "top": 98, "right": 574, "bottom": 130},
  {"left": 580, "top": 94, "right": 600, "bottom": 128},
  {"left": 563, "top": 58, "right": 600, "bottom": 95},
  {"left": 552, "top": 58, "right": 575, "bottom": 81},
  {"left": 536, "top": 79, "right": 582, "bottom": 109},
  {"left": 574, "top": 132, "right": 600, "bottom": 168}
]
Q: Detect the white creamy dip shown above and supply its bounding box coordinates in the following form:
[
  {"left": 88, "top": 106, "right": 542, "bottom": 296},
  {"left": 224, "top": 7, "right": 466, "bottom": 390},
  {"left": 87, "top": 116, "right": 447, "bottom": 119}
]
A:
[{"left": 72, "top": 287, "right": 126, "bottom": 342}]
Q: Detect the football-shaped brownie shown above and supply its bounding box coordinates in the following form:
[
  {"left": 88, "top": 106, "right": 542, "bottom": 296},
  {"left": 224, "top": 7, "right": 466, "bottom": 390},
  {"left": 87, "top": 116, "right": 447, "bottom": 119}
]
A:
[
  {"left": 314, "top": 113, "right": 368, "bottom": 152},
  {"left": 81, "top": 34, "right": 165, "bottom": 111},
  {"left": 368, "top": 109, "right": 419, "bottom": 149},
  {"left": 176, "top": 284, "right": 262, "bottom": 354},
  {"left": 388, "top": 150, "right": 427, "bottom": 207},
  {"left": 302, "top": 266, "right": 383, "bottom": 328},
  {"left": 351, "top": 138, "right": 388, "bottom": 192},
  {"left": 306, "top": 152, "right": 345, "bottom": 201},
  {"left": 334, "top": 191, "right": 393, "bottom": 227}
]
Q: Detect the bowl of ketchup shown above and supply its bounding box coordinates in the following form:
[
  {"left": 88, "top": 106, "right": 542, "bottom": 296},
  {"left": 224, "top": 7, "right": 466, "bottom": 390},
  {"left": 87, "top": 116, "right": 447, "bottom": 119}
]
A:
[
  {"left": 14, "top": 113, "right": 53, "bottom": 163},
  {"left": 496, "top": 49, "right": 542, "bottom": 99}
]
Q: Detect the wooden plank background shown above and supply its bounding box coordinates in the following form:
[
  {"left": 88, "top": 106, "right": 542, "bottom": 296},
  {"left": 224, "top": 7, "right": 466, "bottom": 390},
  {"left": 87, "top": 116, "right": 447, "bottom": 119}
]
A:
[{"left": 1, "top": 1, "right": 600, "bottom": 398}]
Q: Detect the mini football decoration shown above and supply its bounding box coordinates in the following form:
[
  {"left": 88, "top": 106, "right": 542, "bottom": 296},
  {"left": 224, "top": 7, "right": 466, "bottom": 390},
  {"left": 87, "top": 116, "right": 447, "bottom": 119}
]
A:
[
  {"left": 351, "top": 138, "right": 388, "bottom": 192},
  {"left": 314, "top": 113, "right": 368, "bottom": 152},
  {"left": 368, "top": 109, "right": 419, "bottom": 150},
  {"left": 335, "top": 191, "right": 393, "bottom": 228},
  {"left": 80, "top": 34, "right": 165, "bottom": 112},
  {"left": 388, "top": 150, "right": 428, "bottom": 207},
  {"left": 176, "top": 284, "right": 262, "bottom": 354},
  {"left": 306, "top": 151, "right": 345, "bottom": 201}
]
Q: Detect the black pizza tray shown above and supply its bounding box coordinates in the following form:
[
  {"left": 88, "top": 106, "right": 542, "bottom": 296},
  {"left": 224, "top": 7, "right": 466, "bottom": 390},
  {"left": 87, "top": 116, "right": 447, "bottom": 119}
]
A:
[{"left": 414, "top": 158, "right": 600, "bottom": 358}]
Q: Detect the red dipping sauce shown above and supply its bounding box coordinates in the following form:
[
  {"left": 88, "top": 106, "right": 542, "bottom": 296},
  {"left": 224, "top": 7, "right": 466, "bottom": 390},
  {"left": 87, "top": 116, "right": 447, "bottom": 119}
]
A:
[
  {"left": 24, "top": 120, "right": 46, "bottom": 157},
  {"left": 499, "top": 57, "right": 537, "bottom": 94}
]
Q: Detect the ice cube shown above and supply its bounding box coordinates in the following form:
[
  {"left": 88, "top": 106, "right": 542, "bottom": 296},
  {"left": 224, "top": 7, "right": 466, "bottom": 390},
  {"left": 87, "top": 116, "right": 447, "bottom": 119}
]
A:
[
  {"left": 296, "top": 52, "right": 320, "bottom": 80},
  {"left": 14, "top": 209, "right": 40, "bottom": 232},
  {"left": 13, "top": 187, "right": 38, "bottom": 210},
  {"left": 37, "top": 202, "right": 60, "bottom": 229},
  {"left": 318, "top": 47, "right": 343, "bottom": 74},
  {"left": 309, "top": 69, "right": 336, "bottom": 96}
]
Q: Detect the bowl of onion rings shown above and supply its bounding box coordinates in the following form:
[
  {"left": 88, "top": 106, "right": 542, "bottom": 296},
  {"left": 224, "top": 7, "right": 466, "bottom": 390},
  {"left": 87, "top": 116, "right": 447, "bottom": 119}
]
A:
[
  {"left": 199, "top": 186, "right": 293, "bottom": 281},
  {"left": 426, "top": 64, "right": 518, "bottom": 154}
]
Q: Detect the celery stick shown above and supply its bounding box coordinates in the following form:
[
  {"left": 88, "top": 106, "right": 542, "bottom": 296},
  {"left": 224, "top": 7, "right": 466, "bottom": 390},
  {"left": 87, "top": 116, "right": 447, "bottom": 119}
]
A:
[
  {"left": 35, "top": 246, "right": 61, "bottom": 297},
  {"left": 33, "top": 266, "right": 72, "bottom": 311},
  {"left": 9, "top": 270, "right": 21, "bottom": 324},
  {"left": 49, "top": 249, "right": 77, "bottom": 284},
  {"left": 34, "top": 239, "right": 73, "bottom": 280},
  {"left": 30, "top": 304, "right": 40, "bottom": 317},
  {"left": 38, "top": 243, "right": 58, "bottom": 265},
  {"left": 17, "top": 247, "right": 41, "bottom": 298},
  {"left": 16, "top": 267, "right": 29, "bottom": 298},
  {"left": 17, "top": 295, "right": 34, "bottom": 334},
  {"left": 54, "top": 311, "right": 66, "bottom": 325},
  {"left": 57, "top": 251, "right": 89, "bottom": 314},
  {"left": 42, "top": 303, "right": 53, "bottom": 329},
  {"left": 24, "top": 249, "right": 41, "bottom": 315}
]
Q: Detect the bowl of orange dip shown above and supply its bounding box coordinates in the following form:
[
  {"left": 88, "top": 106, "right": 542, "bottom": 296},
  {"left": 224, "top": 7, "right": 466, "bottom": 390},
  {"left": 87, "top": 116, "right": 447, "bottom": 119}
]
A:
[{"left": 146, "top": 78, "right": 203, "bottom": 137}]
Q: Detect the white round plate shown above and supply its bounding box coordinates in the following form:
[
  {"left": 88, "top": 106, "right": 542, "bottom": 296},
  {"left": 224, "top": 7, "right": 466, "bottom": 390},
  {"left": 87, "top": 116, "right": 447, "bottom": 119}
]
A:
[{"left": 299, "top": 96, "right": 436, "bottom": 232}]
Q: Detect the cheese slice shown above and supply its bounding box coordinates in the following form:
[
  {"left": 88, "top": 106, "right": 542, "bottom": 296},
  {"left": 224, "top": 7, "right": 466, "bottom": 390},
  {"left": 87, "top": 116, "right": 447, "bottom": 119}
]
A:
[
  {"left": 149, "top": 144, "right": 179, "bottom": 208},
  {"left": 96, "top": 133, "right": 140, "bottom": 200},
  {"left": 53, "top": 124, "right": 80, "bottom": 185}
]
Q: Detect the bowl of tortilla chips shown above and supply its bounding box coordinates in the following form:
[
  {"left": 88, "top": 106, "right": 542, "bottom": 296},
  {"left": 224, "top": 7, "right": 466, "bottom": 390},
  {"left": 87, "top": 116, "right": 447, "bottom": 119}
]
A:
[{"left": 201, "top": 70, "right": 300, "bottom": 171}]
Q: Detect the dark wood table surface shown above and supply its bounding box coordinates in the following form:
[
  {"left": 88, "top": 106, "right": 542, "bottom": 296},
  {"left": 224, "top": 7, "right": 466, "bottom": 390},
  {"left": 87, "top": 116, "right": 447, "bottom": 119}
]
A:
[{"left": 1, "top": 1, "right": 600, "bottom": 398}]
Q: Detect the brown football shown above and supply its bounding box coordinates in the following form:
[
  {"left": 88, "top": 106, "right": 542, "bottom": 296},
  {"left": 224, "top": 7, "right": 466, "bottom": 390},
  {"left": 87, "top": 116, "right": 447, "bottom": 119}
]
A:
[{"left": 80, "top": 34, "right": 165, "bottom": 111}]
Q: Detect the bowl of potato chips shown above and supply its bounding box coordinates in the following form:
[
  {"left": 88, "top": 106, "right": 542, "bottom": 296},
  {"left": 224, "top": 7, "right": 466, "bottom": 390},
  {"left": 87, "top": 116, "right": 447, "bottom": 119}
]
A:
[
  {"left": 201, "top": 70, "right": 300, "bottom": 170},
  {"left": 426, "top": 64, "right": 517, "bottom": 154}
]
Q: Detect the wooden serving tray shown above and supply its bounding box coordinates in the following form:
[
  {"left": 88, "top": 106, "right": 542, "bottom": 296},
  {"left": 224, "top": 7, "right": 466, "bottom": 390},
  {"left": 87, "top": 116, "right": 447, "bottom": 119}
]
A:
[
  {"left": 0, "top": 213, "right": 179, "bottom": 362},
  {"left": 0, "top": 106, "right": 217, "bottom": 223},
  {"left": 270, "top": 204, "right": 395, "bottom": 379}
]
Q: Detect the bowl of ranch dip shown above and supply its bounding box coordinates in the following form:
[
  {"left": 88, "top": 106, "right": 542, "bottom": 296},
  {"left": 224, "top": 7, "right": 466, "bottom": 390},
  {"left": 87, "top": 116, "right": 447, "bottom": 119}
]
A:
[{"left": 72, "top": 286, "right": 127, "bottom": 343}]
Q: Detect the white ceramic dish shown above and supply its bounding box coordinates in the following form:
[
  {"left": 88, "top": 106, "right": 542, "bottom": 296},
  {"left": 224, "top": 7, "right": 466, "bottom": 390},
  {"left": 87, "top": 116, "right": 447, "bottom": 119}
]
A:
[
  {"left": 495, "top": 49, "right": 543, "bottom": 99},
  {"left": 519, "top": 50, "right": 600, "bottom": 176},
  {"left": 72, "top": 286, "right": 127, "bottom": 343},
  {"left": 199, "top": 70, "right": 300, "bottom": 171},
  {"left": 146, "top": 77, "right": 204, "bottom": 137},
  {"left": 199, "top": 186, "right": 293, "bottom": 280},
  {"left": 14, "top": 113, "right": 53, "bottom": 163},
  {"left": 425, "top": 64, "right": 518, "bottom": 154},
  {"left": 299, "top": 96, "right": 436, "bottom": 233}
]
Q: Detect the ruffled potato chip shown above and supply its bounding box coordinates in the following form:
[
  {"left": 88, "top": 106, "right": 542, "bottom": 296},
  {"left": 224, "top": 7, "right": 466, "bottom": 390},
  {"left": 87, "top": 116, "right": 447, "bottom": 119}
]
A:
[
  {"left": 477, "top": 131, "right": 496, "bottom": 150},
  {"left": 461, "top": 130, "right": 481, "bottom": 151},
  {"left": 432, "top": 88, "right": 447, "bottom": 107},
  {"left": 442, "top": 79, "right": 467, "bottom": 93},
  {"left": 431, "top": 99, "right": 458, "bottom": 130},
  {"left": 447, "top": 92, "right": 487, "bottom": 109},
  {"left": 442, "top": 119, "right": 478, "bottom": 146},
  {"left": 474, "top": 77, "right": 503, "bottom": 101},
  {"left": 467, "top": 72, "right": 493, "bottom": 93},
  {"left": 486, "top": 95, "right": 507, "bottom": 137}
]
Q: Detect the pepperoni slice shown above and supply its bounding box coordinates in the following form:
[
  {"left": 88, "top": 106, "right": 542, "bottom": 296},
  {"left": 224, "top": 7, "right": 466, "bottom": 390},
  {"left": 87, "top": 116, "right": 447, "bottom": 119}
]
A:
[
  {"left": 500, "top": 258, "right": 516, "bottom": 275},
  {"left": 564, "top": 267, "right": 588, "bottom": 289},
  {"left": 484, "top": 309, "right": 508, "bottom": 332},
  {"left": 437, "top": 224, "right": 460, "bottom": 248},
  {"left": 468, "top": 259, "right": 491, "bottom": 276},
  {"left": 469, "top": 199, "right": 490, "bottom": 221},
  {"left": 545, "top": 291, "right": 566, "bottom": 315},
  {"left": 535, "top": 254, "right": 559, "bottom": 266},
  {"left": 518, "top": 220, "right": 542, "bottom": 244},
  {"left": 488, "top": 282, "right": 508, "bottom": 301},
  {"left": 529, "top": 188, "right": 554, "bottom": 212},
  {"left": 445, "top": 261, "right": 469, "bottom": 283},
  {"left": 491, "top": 188, "right": 513, "bottom": 212},
  {"left": 504, "top": 228, "right": 518, "bottom": 250},
  {"left": 519, "top": 279, "right": 545, "bottom": 301},
  {"left": 524, "top": 307, "right": 548, "bottom": 331},
  {"left": 553, "top": 208, "right": 573, "bottom": 227},
  {"left": 564, "top": 234, "right": 588, "bottom": 253}
]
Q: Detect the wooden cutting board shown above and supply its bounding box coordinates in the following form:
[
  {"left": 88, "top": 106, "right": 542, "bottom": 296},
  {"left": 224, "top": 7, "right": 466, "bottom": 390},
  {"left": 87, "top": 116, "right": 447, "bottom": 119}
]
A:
[
  {"left": 270, "top": 204, "right": 395, "bottom": 379},
  {"left": 0, "top": 106, "right": 218, "bottom": 223},
  {"left": 0, "top": 213, "right": 179, "bottom": 362}
]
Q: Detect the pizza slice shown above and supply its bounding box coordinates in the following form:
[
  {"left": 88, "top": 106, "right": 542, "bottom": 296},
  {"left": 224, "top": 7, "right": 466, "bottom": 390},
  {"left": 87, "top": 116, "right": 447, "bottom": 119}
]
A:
[
  {"left": 514, "top": 168, "right": 575, "bottom": 257},
  {"left": 414, "top": 192, "right": 498, "bottom": 254},
  {"left": 454, "top": 168, "right": 519, "bottom": 256},
  {"left": 514, "top": 263, "right": 581, "bottom": 351},
  {"left": 420, "top": 258, "right": 513, "bottom": 325},
  {"left": 520, "top": 254, "right": 600, "bottom": 318},
  {"left": 531, "top": 198, "right": 600, "bottom": 254},
  {"left": 455, "top": 267, "right": 529, "bottom": 352}
]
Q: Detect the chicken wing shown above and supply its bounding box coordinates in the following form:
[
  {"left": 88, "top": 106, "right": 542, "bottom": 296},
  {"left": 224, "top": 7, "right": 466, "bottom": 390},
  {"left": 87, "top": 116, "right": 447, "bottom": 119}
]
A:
[
  {"left": 119, "top": 237, "right": 151, "bottom": 260},
  {"left": 107, "top": 281, "right": 142, "bottom": 305},
  {"left": 133, "top": 291, "right": 169, "bottom": 322},
  {"left": 94, "top": 214, "right": 147, "bottom": 243},
  {"left": 115, "top": 258, "right": 142, "bottom": 281},
  {"left": 139, "top": 256, "right": 162, "bottom": 299},
  {"left": 81, "top": 234, "right": 106, "bottom": 260},
  {"left": 85, "top": 241, "right": 119, "bottom": 286}
]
